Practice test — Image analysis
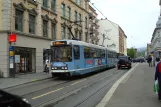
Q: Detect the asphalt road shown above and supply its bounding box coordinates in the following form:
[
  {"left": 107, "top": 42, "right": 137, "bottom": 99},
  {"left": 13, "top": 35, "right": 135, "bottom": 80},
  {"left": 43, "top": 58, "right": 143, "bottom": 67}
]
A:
[{"left": 5, "top": 64, "right": 136, "bottom": 107}]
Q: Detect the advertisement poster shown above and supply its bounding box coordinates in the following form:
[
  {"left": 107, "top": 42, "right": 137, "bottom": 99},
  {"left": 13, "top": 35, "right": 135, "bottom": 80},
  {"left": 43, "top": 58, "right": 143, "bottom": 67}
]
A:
[
  {"left": 95, "top": 59, "right": 102, "bottom": 66},
  {"left": 86, "top": 59, "right": 94, "bottom": 67},
  {"left": 15, "top": 55, "right": 20, "bottom": 63}
]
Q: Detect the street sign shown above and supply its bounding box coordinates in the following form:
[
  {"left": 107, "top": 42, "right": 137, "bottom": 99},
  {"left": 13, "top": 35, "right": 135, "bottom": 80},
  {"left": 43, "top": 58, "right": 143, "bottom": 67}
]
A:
[
  {"left": 9, "top": 46, "right": 14, "bottom": 51},
  {"left": 9, "top": 51, "right": 14, "bottom": 56}
]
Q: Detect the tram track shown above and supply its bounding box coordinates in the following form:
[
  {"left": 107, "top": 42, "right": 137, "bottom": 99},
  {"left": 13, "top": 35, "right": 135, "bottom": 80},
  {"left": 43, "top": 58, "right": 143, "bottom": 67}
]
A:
[
  {"left": 6, "top": 68, "right": 117, "bottom": 97},
  {"left": 32, "top": 69, "right": 122, "bottom": 107}
]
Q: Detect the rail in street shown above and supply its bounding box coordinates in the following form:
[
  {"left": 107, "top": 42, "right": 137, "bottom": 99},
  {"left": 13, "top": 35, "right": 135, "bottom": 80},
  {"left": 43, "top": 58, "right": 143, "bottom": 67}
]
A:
[{"left": 5, "top": 64, "right": 137, "bottom": 107}]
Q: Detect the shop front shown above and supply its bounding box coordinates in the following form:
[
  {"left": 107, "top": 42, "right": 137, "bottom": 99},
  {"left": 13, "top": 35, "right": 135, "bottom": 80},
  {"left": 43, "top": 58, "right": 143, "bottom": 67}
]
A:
[{"left": 14, "top": 47, "right": 36, "bottom": 74}]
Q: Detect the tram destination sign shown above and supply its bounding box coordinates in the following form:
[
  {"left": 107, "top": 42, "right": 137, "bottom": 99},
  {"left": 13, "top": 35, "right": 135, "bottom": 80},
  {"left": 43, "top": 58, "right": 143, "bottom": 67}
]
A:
[{"left": 53, "top": 41, "right": 67, "bottom": 46}]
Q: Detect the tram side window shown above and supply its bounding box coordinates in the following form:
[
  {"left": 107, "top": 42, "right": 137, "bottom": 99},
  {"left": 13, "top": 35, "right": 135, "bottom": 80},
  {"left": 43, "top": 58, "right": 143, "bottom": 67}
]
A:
[
  {"left": 101, "top": 50, "right": 105, "bottom": 58},
  {"left": 74, "top": 45, "right": 80, "bottom": 59},
  {"left": 112, "top": 52, "right": 114, "bottom": 58},
  {"left": 109, "top": 51, "right": 112, "bottom": 58},
  {"left": 91, "top": 48, "right": 96, "bottom": 58},
  {"left": 84, "top": 47, "right": 91, "bottom": 58}
]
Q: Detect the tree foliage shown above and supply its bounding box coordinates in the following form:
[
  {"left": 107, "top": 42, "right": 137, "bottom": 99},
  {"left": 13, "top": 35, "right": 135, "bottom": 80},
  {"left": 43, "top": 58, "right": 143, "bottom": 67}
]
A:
[{"left": 127, "top": 48, "right": 137, "bottom": 58}]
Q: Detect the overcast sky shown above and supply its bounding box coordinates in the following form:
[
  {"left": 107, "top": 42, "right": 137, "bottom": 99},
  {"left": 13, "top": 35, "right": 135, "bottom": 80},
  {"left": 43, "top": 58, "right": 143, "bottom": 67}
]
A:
[{"left": 91, "top": 0, "right": 160, "bottom": 48}]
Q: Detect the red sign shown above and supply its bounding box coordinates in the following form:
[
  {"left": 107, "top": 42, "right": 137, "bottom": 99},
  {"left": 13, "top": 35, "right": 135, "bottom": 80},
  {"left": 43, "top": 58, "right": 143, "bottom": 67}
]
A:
[
  {"left": 86, "top": 60, "right": 94, "bottom": 65},
  {"left": 9, "top": 34, "right": 16, "bottom": 42}
]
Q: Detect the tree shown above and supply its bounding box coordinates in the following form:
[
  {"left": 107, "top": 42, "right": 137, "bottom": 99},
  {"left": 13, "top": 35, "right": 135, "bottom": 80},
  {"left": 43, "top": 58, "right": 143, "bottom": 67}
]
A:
[{"left": 127, "top": 48, "right": 137, "bottom": 58}]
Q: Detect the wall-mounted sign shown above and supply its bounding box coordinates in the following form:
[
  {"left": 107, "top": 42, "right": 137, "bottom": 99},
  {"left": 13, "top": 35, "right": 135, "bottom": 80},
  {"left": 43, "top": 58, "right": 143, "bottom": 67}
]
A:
[
  {"left": 9, "top": 46, "right": 14, "bottom": 51},
  {"left": 10, "top": 51, "right": 14, "bottom": 56},
  {"left": 15, "top": 55, "right": 20, "bottom": 63},
  {"left": 9, "top": 34, "right": 17, "bottom": 43}
]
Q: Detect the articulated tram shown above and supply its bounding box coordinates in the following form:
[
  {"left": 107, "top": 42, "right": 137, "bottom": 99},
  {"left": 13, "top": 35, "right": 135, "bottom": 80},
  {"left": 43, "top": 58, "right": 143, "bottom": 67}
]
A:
[{"left": 50, "top": 40, "right": 118, "bottom": 77}]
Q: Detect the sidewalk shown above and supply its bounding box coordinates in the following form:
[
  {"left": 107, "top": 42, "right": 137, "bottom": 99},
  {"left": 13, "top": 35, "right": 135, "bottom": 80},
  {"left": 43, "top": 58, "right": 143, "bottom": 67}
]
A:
[
  {"left": 0, "top": 72, "right": 51, "bottom": 89},
  {"left": 97, "top": 63, "right": 161, "bottom": 107}
]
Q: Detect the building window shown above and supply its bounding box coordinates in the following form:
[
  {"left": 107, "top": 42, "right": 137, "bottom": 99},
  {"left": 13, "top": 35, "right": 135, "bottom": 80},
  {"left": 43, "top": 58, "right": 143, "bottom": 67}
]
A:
[
  {"left": 79, "top": 32, "right": 82, "bottom": 40},
  {"left": 61, "top": 26, "right": 66, "bottom": 39},
  {"left": 85, "top": 33, "right": 88, "bottom": 42},
  {"left": 15, "top": 9, "right": 23, "bottom": 32},
  {"left": 43, "top": 0, "right": 48, "bottom": 8},
  {"left": 78, "top": 13, "right": 81, "bottom": 24},
  {"left": 67, "top": 28, "right": 71, "bottom": 39},
  {"left": 85, "top": 17, "right": 87, "bottom": 28},
  {"left": 61, "top": 3, "right": 65, "bottom": 17},
  {"left": 43, "top": 20, "right": 48, "bottom": 37},
  {"left": 74, "top": 45, "right": 80, "bottom": 59},
  {"left": 75, "top": 31, "right": 78, "bottom": 39},
  {"left": 67, "top": 7, "right": 71, "bottom": 20},
  {"left": 51, "top": 0, "right": 56, "bottom": 12},
  {"left": 29, "top": 14, "right": 35, "bottom": 34},
  {"left": 78, "top": 0, "right": 81, "bottom": 6},
  {"left": 84, "top": 0, "right": 87, "bottom": 10},
  {"left": 52, "top": 23, "right": 56, "bottom": 39},
  {"left": 75, "top": 11, "right": 77, "bottom": 22},
  {"left": 158, "top": 32, "right": 160, "bottom": 37},
  {"left": 74, "top": 0, "right": 77, "bottom": 3}
]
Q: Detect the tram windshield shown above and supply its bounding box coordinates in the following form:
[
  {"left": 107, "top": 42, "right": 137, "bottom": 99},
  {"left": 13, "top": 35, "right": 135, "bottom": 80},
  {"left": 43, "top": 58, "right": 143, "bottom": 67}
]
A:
[{"left": 51, "top": 46, "right": 72, "bottom": 62}]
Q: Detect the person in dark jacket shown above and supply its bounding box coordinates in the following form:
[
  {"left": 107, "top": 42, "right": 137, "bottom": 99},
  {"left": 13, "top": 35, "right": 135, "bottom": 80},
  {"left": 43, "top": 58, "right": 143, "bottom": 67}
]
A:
[
  {"left": 147, "top": 55, "right": 152, "bottom": 67},
  {"left": 155, "top": 59, "right": 161, "bottom": 100}
]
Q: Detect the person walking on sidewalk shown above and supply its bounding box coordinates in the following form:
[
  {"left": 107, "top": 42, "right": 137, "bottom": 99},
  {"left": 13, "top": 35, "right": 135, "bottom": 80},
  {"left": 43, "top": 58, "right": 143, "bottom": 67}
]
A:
[
  {"left": 155, "top": 58, "right": 161, "bottom": 100},
  {"left": 147, "top": 55, "right": 152, "bottom": 67}
]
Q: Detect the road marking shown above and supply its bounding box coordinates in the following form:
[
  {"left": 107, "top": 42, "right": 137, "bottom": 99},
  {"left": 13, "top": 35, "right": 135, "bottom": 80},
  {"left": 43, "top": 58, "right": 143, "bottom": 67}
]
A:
[
  {"left": 32, "top": 79, "right": 39, "bottom": 82},
  {"left": 90, "top": 74, "right": 99, "bottom": 79},
  {"left": 32, "top": 87, "right": 64, "bottom": 100},
  {"left": 95, "top": 63, "right": 139, "bottom": 107},
  {"left": 71, "top": 79, "right": 87, "bottom": 86}
]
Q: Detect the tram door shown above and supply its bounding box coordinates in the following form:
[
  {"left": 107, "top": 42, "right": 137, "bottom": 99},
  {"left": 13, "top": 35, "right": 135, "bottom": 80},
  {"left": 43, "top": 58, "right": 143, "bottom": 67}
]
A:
[{"left": 73, "top": 45, "right": 81, "bottom": 70}]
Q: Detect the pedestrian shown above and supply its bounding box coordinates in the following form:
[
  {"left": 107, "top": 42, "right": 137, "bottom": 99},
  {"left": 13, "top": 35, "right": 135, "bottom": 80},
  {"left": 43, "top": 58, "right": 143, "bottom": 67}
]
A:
[
  {"left": 155, "top": 58, "right": 161, "bottom": 101},
  {"left": 147, "top": 55, "right": 152, "bottom": 67},
  {"left": 156, "top": 57, "right": 160, "bottom": 66},
  {"left": 46, "top": 60, "right": 50, "bottom": 74}
]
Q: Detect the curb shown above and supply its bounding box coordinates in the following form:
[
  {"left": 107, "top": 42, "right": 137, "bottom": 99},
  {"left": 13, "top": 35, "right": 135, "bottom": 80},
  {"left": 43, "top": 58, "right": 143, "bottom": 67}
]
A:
[
  {"left": 95, "top": 63, "right": 139, "bottom": 107},
  {"left": 3, "top": 77, "right": 52, "bottom": 90}
]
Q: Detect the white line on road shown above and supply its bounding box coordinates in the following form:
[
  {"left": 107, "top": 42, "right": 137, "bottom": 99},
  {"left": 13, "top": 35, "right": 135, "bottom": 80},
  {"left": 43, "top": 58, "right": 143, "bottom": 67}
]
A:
[{"left": 95, "top": 63, "right": 139, "bottom": 107}]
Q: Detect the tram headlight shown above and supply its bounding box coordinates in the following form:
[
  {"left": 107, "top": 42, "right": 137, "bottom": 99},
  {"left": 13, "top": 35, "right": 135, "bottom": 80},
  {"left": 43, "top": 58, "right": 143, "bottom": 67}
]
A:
[
  {"left": 64, "top": 67, "right": 67, "bottom": 70},
  {"left": 54, "top": 67, "right": 57, "bottom": 69}
]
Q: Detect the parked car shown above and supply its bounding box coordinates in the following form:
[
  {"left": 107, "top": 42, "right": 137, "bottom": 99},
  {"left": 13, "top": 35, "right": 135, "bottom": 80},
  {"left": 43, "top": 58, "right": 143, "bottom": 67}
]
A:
[
  {"left": 117, "top": 56, "right": 132, "bottom": 69},
  {"left": 0, "top": 89, "right": 31, "bottom": 107},
  {"left": 133, "top": 58, "right": 145, "bottom": 63}
]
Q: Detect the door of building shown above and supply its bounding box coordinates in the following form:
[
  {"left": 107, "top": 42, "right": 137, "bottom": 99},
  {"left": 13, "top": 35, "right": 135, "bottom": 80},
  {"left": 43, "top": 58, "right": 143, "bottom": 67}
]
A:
[{"left": 14, "top": 47, "right": 36, "bottom": 74}]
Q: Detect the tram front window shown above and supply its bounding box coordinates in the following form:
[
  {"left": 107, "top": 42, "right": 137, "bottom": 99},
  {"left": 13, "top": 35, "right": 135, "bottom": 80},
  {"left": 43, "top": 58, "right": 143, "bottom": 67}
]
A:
[{"left": 52, "top": 46, "right": 72, "bottom": 62}]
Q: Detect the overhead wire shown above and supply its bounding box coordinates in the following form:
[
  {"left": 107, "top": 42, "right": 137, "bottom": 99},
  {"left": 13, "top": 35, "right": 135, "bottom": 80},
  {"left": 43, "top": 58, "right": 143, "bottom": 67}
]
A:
[{"left": 89, "top": 1, "right": 135, "bottom": 47}]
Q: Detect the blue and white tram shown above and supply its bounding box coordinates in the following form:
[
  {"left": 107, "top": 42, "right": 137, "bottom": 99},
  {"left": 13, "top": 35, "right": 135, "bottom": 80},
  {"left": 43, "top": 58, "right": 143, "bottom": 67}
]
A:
[{"left": 50, "top": 40, "right": 117, "bottom": 77}]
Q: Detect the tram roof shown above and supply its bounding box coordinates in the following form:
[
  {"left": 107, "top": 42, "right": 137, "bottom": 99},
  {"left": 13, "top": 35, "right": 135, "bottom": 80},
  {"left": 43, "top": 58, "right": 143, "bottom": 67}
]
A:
[{"left": 51, "top": 40, "right": 117, "bottom": 52}]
